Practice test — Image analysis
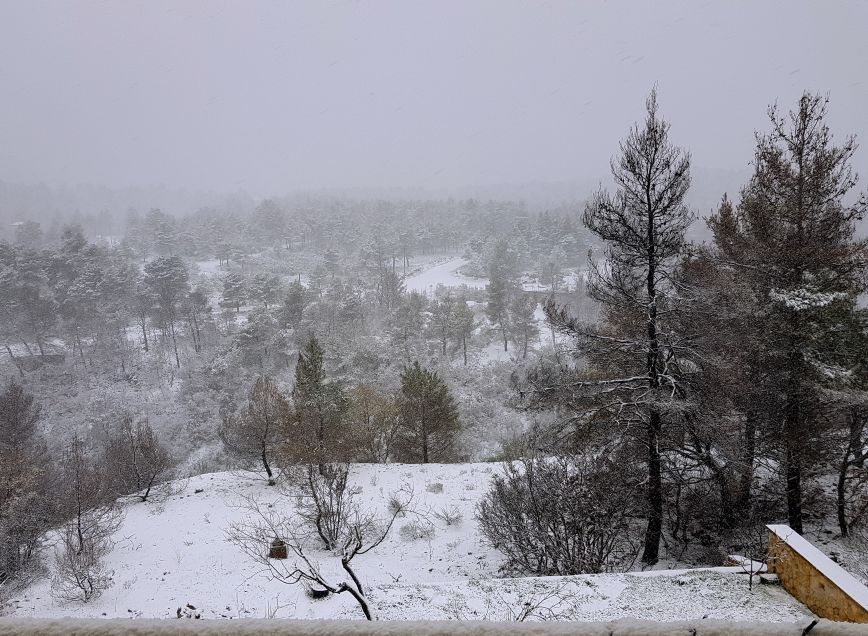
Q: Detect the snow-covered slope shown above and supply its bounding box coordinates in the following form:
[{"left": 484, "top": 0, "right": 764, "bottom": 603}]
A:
[
  {"left": 3, "top": 463, "right": 812, "bottom": 623},
  {"left": 404, "top": 257, "right": 488, "bottom": 295}
]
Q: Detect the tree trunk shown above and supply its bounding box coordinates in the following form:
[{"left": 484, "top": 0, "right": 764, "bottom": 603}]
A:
[
  {"left": 169, "top": 319, "right": 181, "bottom": 368},
  {"left": 737, "top": 411, "right": 757, "bottom": 513},
  {"left": 837, "top": 408, "right": 864, "bottom": 536},
  {"left": 76, "top": 330, "right": 86, "bottom": 366},
  {"left": 462, "top": 336, "right": 467, "bottom": 366},
  {"left": 838, "top": 452, "right": 849, "bottom": 537},
  {"left": 342, "top": 558, "right": 366, "bottom": 597},
  {"left": 139, "top": 312, "right": 149, "bottom": 352},
  {"left": 784, "top": 338, "right": 804, "bottom": 534},
  {"left": 785, "top": 434, "right": 803, "bottom": 534},
  {"left": 190, "top": 311, "right": 202, "bottom": 353},
  {"left": 339, "top": 580, "right": 372, "bottom": 620},
  {"left": 716, "top": 469, "right": 736, "bottom": 529},
  {"left": 421, "top": 404, "right": 429, "bottom": 463},
  {"left": 261, "top": 447, "right": 275, "bottom": 486},
  {"left": 641, "top": 203, "right": 663, "bottom": 565},
  {"left": 317, "top": 415, "right": 326, "bottom": 476},
  {"left": 641, "top": 409, "right": 663, "bottom": 564}
]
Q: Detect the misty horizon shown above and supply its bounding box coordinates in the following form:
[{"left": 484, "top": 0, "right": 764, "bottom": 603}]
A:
[{"left": 1, "top": 1, "right": 866, "bottom": 198}]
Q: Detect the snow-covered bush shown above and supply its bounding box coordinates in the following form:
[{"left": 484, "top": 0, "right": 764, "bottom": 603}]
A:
[
  {"left": 399, "top": 519, "right": 436, "bottom": 542},
  {"left": 50, "top": 515, "right": 119, "bottom": 603},
  {"left": 477, "top": 456, "right": 639, "bottom": 575},
  {"left": 433, "top": 505, "right": 463, "bottom": 526}
]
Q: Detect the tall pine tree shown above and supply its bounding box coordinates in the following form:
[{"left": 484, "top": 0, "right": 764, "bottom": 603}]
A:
[
  {"left": 536, "top": 90, "right": 692, "bottom": 563},
  {"left": 397, "top": 362, "right": 460, "bottom": 463},
  {"left": 290, "top": 336, "right": 347, "bottom": 471},
  {"left": 712, "top": 93, "right": 868, "bottom": 533}
]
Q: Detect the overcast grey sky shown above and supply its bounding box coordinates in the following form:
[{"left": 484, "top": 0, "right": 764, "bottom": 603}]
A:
[{"left": 1, "top": 0, "right": 866, "bottom": 197}]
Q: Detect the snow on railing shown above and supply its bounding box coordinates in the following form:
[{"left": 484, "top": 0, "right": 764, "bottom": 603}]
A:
[{"left": 0, "top": 618, "right": 864, "bottom": 636}]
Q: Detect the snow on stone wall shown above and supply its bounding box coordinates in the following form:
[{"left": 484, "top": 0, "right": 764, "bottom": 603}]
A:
[{"left": 767, "top": 524, "right": 868, "bottom": 623}]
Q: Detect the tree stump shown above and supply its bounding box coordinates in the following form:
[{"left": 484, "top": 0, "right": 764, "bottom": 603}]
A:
[{"left": 268, "top": 537, "right": 287, "bottom": 559}]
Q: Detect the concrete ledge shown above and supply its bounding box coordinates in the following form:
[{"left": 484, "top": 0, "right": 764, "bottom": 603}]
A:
[
  {"left": 0, "top": 618, "right": 864, "bottom": 636},
  {"left": 767, "top": 524, "right": 868, "bottom": 623}
]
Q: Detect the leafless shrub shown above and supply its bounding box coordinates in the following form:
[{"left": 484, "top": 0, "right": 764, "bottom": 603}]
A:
[
  {"left": 50, "top": 434, "right": 124, "bottom": 603},
  {"left": 840, "top": 527, "right": 868, "bottom": 584},
  {"left": 346, "top": 384, "right": 401, "bottom": 463},
  {"left": 425, "top": 482, "right": 444, "bottom": 494},
  {"left": 498, "top": 581, "right": 581, "bottom": 622},
  {"left": 219, "top": 375, "right": 289, "bottom": 486},
  {"left": 0, "top": 458, "right": 49, "bottom": 585},
  {"left": 399, "top": 518, "right": 435, "bottom": 541},
  {"left": 433, "top": 505, "right": 463, "bottom": 526},
  {"left": 477, "top": 455, "right": 639, "bottom": 575},
  {"left": 727, "top": 518, "right": 786, "bottom": 590},
  {"left": 50, "top": 507, "right": 122, "bottom": 603},
  {"left": 227, "top": 483, "right": 413, "bottom": 620},
  {"left": 387, "top": 493, "right": 407, "bottom": 517},
  {"left": 443, "top": 581, "right": 581, "bottom": 622}
]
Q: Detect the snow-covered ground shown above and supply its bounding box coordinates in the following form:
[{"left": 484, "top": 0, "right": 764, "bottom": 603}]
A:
[
  {"left": 404, "top": 258, "right": 488, "bottom": 295},
  {"left": 194, "top": 259, "right": 224, "bottom": 276},
  {"left": 403, "top": 257, "right": 582, "bottom": 298},
  {"left": 3, "top": 464, "right": 812, "bottom": 623}
]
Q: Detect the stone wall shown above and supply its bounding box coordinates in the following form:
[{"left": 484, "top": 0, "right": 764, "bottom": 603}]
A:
[{"left": 767, "top": 525, "right": 868, "bottom": 623}]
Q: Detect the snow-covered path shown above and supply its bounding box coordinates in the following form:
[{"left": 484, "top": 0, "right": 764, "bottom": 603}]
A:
[{"left": 404, "top": 258, "right": 488, "bottom": 295}]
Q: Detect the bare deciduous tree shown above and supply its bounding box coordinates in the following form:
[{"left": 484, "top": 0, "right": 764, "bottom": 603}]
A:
[
  {"left": 220, "top": 375, "right": 290, "bottom": 485},
  {"left": 227, "top": 479, "right": 413, "bottom": 620},
  {"left": 51, "top": 435, "right": 123, "bottom": 603},
  {"left": 292, "top": 463, "right": 356, "bottom": 551},
  {"left": 104, "top": 416, "right": 174, "bottom": 502},
  {"left": 346, "top": 384, "right": 400, "bottom": 463}
]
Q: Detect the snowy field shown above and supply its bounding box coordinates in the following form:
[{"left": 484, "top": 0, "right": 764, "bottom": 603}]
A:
[
  {"left": 3, "top": 463, "right": 813, "bottom": 624},
  {"left": 402, "top": 257, "right": 583, "bottom": 297},
  {"left": 404, "top": 257, "right": 489, "bottom": 295}
]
